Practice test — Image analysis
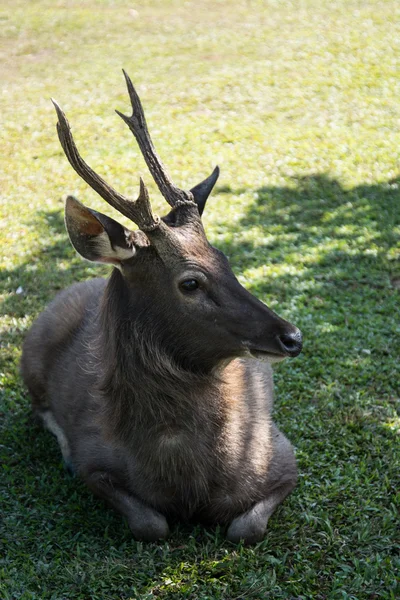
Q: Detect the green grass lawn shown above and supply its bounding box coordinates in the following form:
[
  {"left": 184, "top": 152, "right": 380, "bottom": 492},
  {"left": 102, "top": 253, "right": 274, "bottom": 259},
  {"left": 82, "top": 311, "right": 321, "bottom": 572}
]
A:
[{"left": 1, "top": 1, "right": 399, "bottom": 598}]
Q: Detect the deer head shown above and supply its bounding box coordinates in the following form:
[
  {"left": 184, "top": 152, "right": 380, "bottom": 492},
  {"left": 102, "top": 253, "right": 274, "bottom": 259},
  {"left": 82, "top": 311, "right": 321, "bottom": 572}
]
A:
[{"left": 52, "top": 71, "right": 302, "bottom": 373}]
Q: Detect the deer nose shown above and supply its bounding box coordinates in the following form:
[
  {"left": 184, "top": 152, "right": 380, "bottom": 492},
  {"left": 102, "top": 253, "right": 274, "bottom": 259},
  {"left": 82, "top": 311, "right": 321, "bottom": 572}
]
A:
[{"left": 276, "top": 328, "right": 303, "bottom": 357}]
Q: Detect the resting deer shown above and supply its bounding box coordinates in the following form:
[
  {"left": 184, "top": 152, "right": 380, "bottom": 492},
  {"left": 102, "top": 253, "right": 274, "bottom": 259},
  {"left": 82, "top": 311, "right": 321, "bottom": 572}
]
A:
[{"left": 21, "top": 72, "right": 302, "bottom": 544}]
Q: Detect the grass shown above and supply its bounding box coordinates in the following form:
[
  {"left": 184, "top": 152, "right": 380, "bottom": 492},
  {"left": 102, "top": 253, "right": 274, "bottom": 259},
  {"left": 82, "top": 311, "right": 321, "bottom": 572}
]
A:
[{"left": 1, "top": 0, "right": 399, "bottom": 598}]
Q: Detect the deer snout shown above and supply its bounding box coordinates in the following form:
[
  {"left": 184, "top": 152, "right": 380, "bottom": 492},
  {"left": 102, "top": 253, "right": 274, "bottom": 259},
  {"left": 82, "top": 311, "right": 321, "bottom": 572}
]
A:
[{"left": 276, "top": 328, "right": 303, "bottom": 357}]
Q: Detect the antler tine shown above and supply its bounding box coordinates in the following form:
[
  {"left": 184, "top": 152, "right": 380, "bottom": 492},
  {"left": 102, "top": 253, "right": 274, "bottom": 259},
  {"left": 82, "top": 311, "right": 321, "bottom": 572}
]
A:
[
  {"left": 51, "top": 99, "right": 160, "bottom": 232},
  {"left": 116, "top": 70, "right": 195, "bottom": 210}
]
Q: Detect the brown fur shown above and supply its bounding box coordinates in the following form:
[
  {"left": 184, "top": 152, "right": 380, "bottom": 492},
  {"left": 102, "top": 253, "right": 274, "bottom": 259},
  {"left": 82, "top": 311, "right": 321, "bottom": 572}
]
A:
[{"left": 22, "top": 260, "right": 300, "bottom": 543}]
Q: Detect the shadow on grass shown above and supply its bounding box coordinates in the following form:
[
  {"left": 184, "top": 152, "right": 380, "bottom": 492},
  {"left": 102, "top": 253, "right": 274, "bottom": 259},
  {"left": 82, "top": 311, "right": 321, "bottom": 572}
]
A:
[{"left": 217, "top": 172, "right": 399, "bottom": 286}]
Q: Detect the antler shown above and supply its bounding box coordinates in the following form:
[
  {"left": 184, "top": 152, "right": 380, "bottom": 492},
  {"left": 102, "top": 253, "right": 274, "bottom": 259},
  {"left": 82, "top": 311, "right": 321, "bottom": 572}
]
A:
[
  {"left": 52, "top": 99, "right": 160, "bottom": 232},
  {"left": 116, "top": 70, "right": 196, "bottom": 210}
]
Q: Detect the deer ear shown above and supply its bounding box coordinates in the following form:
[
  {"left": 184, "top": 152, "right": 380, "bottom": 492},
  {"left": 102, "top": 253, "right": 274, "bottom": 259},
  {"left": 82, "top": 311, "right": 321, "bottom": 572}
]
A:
[
  {"left": 190, "top": 166, "right": 220, "bottom": 216},
  {"left": 65, "top": 196, "right": 144, "bottom": 264}
]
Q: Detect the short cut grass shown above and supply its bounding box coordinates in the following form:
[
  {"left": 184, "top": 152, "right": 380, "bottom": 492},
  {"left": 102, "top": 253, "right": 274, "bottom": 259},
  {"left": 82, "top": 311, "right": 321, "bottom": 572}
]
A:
[{"left": 1, "top": 0, "right": 399, "bottom": 598}]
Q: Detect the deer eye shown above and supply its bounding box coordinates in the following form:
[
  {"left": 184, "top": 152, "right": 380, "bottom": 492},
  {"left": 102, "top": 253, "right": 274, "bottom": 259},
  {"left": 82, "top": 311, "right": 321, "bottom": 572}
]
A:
[{"left": 180, "top": 279, "right": 199, "bottom": 292}]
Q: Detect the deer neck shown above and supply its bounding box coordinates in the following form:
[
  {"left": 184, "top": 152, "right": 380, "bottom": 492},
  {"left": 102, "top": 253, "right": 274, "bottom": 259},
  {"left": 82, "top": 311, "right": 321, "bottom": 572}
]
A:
[{"left": 96, "top": 270, "right": 222, "bottom": 439}]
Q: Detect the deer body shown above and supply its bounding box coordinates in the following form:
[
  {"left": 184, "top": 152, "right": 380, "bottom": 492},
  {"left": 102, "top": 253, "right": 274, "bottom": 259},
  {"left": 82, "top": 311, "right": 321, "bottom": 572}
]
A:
[{"left": 22, "top": 73, "right": 302, "bottom": 543}]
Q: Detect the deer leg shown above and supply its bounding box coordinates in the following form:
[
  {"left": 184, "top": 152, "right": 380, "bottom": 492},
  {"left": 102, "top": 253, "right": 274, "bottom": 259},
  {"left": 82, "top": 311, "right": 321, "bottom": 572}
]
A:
[
  {"left": 86, "top": 471, "right": 169, "bottom": 542},
  {"left": 226, "top": 481, "right": 295, "bottom": 544},
  {"left": 227, "top": 426, "right": 297, "bottom": 544}
]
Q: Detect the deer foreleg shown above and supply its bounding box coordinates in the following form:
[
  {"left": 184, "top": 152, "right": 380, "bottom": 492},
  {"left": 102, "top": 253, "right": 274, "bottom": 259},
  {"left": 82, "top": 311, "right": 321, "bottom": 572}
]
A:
[
  {"left": 226, "top": 480, "right": 295, "bottom": 544},
  {"left": 227, "top": 426, "right": 297, "bottom": 544},
  {"left": 86, "top": 471, "right": 169, "bottom": 541}
]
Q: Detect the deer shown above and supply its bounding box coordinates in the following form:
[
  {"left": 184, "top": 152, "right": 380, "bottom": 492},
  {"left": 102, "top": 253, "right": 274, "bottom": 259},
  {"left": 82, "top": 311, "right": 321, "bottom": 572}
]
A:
[{"left": 21, "top": 71, "right": 303, "bottom": 544}]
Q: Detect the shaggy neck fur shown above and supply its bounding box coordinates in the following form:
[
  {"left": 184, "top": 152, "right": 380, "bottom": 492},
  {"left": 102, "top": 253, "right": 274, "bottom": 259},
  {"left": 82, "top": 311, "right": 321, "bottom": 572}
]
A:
[{"left": 96, "top": 269, "right": 223, "bottom": 444}]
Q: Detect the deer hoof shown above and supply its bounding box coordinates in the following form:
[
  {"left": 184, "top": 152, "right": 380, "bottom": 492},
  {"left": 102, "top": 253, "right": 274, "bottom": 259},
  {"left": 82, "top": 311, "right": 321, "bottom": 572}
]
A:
[
  {"left": 226, "top": 509, "right": 268, "bottom": 545},
  {"left": 128, "top": 511, "right": 170, "bottom": 542}
]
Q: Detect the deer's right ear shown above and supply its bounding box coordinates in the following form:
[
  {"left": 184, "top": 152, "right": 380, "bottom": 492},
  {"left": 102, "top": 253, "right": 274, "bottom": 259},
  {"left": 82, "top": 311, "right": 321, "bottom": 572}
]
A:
[{"left": 65, "top": 196, "right": 147, "bottom": 264}]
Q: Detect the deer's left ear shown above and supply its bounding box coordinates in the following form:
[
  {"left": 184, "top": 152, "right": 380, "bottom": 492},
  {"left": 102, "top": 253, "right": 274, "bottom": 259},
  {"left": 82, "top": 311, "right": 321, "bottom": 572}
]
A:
[
  {"left": 65, "top": 196, "right": 149, "bottom": 264},
  {"left": 190, "top": 166, "right": 220, "bottom": 216}
]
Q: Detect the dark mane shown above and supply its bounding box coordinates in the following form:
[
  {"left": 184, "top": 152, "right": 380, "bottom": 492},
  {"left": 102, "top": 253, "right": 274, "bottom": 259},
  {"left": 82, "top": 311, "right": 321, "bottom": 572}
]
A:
[{"left": 97, "top": 269, "right": 220, "bottom": 442}]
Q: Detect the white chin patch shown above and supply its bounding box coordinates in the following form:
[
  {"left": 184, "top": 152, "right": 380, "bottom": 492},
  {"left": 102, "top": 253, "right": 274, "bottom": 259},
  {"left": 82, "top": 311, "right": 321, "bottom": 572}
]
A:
[{"left": 249, "top": 351, "right": 286, "bottom": 364}]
